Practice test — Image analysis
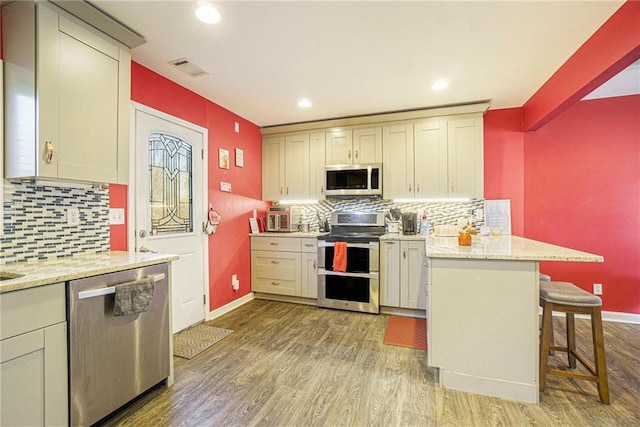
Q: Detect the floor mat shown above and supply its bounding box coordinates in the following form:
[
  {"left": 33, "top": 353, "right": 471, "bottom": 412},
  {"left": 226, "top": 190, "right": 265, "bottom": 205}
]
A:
[
  {"left": 173, "top": 324, "right": 233, "bottom": 359},
  {"left": 383, "top": 316, "right": 427, "bottom": 350}
]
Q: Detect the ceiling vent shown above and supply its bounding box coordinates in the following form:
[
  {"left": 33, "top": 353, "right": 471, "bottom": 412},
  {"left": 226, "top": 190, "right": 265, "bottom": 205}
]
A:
[{"left": 168, "top": 58, "right": 209, "bottom": 77}]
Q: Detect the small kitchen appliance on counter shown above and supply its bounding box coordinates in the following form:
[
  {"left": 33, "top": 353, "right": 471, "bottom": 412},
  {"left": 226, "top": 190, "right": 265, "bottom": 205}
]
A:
[
  {"left": 266, "top": 206, "right": 303, "bottom": 232},
  {"left": 402, "top": 212, "right": 418, "bottom": 235}
]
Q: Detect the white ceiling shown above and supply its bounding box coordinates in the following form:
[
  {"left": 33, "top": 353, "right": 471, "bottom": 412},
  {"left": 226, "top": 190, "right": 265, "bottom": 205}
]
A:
[{"left": 92, "top": 0, "right": 628, "bottom": 127}]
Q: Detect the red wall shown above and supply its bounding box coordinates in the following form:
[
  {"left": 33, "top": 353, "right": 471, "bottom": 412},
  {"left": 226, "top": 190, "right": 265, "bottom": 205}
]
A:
[
  {"left": 484, "top": 96, "right": 640, "bottom": 314},
  {"left": 110, "top": 62, "right": 268, "bottom": 311}
]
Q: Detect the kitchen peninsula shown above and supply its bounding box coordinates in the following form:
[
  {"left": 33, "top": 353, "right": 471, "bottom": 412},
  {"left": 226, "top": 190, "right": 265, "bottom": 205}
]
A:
[{"left": 426, "top": 235, "right": 603, "bottom": 403}]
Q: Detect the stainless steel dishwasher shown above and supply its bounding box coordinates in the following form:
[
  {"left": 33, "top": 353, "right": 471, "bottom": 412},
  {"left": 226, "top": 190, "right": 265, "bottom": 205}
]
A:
[{"left": 68, "top": 263, "right": 170, "bottom": 426}]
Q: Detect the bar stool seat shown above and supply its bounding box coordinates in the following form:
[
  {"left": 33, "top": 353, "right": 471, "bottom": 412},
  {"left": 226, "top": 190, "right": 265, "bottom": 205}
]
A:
[{"left": 539, "top": 281, "right": 609, "bottom": 404}]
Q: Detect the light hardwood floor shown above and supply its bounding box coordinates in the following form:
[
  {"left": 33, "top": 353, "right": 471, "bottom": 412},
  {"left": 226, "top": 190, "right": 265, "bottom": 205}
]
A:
[{"left": 104, "top": 299, "right": 640, "bottom": 426}]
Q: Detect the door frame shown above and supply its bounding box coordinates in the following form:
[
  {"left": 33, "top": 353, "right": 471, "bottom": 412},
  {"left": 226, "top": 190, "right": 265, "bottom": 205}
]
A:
[{"left": 127, "top": 101, "right": 210, "bottom": 317}]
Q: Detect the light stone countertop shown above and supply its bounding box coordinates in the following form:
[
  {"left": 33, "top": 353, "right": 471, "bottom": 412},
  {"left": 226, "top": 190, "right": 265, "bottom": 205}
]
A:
[
  {"left": 380, "top": 233, "right": 428, "bottom": 241},
  {"left": 0, "top": 251, "right": 178, "bottom": 293},
  {"left": 250, "top": 231, "right": 328, "bottom": 237},
  {"left": 426, "top": 235, "right": 604, "bottom": 262}
]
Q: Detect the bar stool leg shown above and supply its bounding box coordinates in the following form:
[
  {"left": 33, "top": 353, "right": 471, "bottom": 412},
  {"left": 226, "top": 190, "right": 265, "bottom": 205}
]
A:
[
  {"left": 591, "top": 306, "right": 610, "bottom": 404},
  {"left": 539, "top": 300, "right": 553, "bottom": 392},
  {"left": 566, "top": 312, "right": 577, "bottom": 369}
]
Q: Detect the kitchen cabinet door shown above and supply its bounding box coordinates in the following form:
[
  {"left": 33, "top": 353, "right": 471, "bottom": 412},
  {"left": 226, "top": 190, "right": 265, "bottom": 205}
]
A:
[
  {"left": 325, "top": 130, "right": 353, "bottom": 165},
  {"left": 380, "top": 240, "right": 401, "bottom": 307},
  {"left": 447, "top": 117, "right": 484, "bottom": 198},
  {"left": 382, "top": 124, "right": 414, "bottom": 199},
  {"left": 309, "top": 132, "right": 327, "bottom": 200},
  {"left": 301, "top": 252, "right": 318, "bottom": 299},
  {"left": 284, "top": 134, "right": 311, "bottom": 199},
  {"left": 262, "top": 136, "right": 285, "bottom": 200},
  {"left": 414, "top": 120, "right": 448, "bottom": 198},
  {"left": 352, "top": 127, "right": 382, "bottom": 164},
  {"left": 3, "top": 2, "right": 130, "bottom": 184},
  {"left": 400, "top": 241, "right": 426, "bottom": 310}
]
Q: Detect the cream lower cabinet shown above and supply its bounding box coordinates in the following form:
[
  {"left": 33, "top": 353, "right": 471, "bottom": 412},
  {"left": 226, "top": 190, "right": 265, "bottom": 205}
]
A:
[
  {"left": 301, "top": 238, "right": 318, "bottom": 299},
  {"left": 380, "top": 240, "right": 426, "bottom": 310},
  {"left": 251, "top": 236, "right": 302, "bottom": 296},
  {"left": 0, "top": 283, "right": 68, "bottom": 427}
]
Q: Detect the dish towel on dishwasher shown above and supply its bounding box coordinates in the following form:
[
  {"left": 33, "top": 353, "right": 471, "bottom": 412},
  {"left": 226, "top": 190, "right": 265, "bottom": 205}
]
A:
[
  {"left": 333, "top": 242, "right": 347, "bottom": 272},
  {"left": 113, "top": 278, "right": 155, "bottom": 316}
]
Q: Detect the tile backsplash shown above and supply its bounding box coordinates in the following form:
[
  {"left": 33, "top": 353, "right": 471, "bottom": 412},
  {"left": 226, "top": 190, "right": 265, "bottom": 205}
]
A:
[
  {"left": 1, "top": 181, "right": 110, "bottom": 264},
  {"left": 295, "top": 197, "right": 485, "bottom": 231}
]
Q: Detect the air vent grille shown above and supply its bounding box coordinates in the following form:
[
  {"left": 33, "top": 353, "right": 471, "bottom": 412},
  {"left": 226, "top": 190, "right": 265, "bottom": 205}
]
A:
[{"left": 168, "top": 57, "right": 209, "bottom": 77}]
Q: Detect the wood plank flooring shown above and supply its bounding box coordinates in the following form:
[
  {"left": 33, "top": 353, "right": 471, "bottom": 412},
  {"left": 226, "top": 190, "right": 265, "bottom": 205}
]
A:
[{"left": 103, "top": 299, "right": 640, "bottom": 426}]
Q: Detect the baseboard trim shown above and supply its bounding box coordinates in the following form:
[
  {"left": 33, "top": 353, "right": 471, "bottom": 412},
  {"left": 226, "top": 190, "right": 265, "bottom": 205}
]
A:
[
  {"left": 542, "top": 308, "right": 640, "bottom": 325},
  {"left": 207, "top": 293, "right": 255, "bottom": 320}
]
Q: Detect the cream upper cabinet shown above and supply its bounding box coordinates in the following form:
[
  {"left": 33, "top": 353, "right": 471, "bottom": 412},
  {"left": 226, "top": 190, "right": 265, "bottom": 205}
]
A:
[
  {"left": 447, "top": 118, "right": 484, "bottom": 198},
  {"left": 2, "top": 1, "right": 131, "bottom": 184},
  {"left": 309, "top": 132, "right": 327, "bottom": 200},
  {"left": 383, "top": 116, "right": 483, "bottom": 200},
  {"left": 325, "top": 127, "right": 382, "bottom": 165},
  {"left": 382, "top": 124, "right": 414, "bottom": 199},
  {"left": 262, "top": 134, "right": 310, "bottom": 201},
  {"left": 414, "top": 120, "right": 448, "bottom": 198},
  {"left": 262, "top": 136, "right": 285, "bottom": 201}
]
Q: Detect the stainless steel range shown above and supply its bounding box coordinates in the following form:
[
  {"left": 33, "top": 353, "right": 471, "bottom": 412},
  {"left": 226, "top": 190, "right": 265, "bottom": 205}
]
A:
[{"left": 317, "top": 212, "right": 385, "bottom": 314}]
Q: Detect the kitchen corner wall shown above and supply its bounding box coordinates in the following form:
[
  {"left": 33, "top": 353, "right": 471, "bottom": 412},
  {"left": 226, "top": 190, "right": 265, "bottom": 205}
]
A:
[{"left": 1, "top": 181, "right": 110, "bottom": 264}]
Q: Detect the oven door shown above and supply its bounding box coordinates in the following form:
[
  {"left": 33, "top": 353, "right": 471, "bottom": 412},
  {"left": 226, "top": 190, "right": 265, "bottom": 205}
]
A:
[{"left": 317, "top": 240, "right": 380, "bottom": 314}]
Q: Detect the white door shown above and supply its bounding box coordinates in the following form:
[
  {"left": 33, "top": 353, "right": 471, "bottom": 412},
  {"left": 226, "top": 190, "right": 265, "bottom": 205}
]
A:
[{"left": 133, "top": 104, "right": 208, "bottom": 333}]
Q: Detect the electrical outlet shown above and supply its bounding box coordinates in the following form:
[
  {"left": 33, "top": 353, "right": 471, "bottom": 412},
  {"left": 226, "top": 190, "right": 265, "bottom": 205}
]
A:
[
  {"left": 232, "top": 274, "right": 239, "bottom": 291},
  {"left": 67, "top": 208, "right": 80, "bottom": 226},
  {"left": 593, "top": 283, "right": 603, "bottom": 295}
]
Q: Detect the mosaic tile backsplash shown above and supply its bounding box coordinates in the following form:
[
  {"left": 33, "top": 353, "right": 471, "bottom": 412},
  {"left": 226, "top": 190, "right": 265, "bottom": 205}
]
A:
[
  {"left": 295, "top": 197, "right": 486, "bottom": 231},
  {"left": 1, "top": 181, "right": 110, "bottom": 264}
]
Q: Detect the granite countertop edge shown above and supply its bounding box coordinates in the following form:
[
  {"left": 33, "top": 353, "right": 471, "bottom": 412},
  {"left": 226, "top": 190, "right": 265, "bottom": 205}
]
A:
[{"left": 0, "top": 251, "right": 179, "bottom": 294}]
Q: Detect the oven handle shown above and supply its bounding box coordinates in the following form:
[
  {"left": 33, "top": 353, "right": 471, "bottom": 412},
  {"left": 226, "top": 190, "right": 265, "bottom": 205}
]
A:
[
  {"left": 77, "top": 273, "right": 166, "bottom": 300},
  {"left": 317, "top": 241, "right": 378, "bottom": 249},
  {"left": 318, "top": 268, "right": 379, "bottom": 280}
]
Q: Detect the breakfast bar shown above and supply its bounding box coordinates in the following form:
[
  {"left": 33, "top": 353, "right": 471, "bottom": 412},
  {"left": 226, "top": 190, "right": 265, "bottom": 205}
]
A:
[{"left": 425, "top": 235, "right": 603, "bottom": 404}]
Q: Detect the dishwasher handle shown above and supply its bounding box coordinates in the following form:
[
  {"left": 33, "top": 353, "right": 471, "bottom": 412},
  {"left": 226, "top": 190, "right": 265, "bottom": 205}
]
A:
[{"left": 77, "top": 273, "right": 165, "bottom": 300}]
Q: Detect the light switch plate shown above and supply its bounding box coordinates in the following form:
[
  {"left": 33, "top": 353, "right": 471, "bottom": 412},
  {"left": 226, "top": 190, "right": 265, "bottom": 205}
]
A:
[
  {"left": 109, "top": 208, "right": 125, "bottom": 225},
  {"left": 67, "top": 207, "right": 80, "bottom": 226}
]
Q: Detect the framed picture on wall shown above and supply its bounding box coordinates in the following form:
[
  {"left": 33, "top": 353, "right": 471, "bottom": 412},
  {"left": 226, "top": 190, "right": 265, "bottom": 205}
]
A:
[
  {"left": 235, "top": 148, "right": 244, "bottom": 167},
  {"left": 219, "top": 148, "right": 229, "bottom": 169}
]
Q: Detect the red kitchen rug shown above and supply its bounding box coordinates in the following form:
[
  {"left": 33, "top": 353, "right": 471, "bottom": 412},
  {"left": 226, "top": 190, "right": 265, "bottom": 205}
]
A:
[{"left": 383, "top": 316, "right": 427, "bottom": 350}]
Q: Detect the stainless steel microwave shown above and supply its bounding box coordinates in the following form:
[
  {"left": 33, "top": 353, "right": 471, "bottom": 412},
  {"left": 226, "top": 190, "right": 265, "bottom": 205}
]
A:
[{"left": 324, "top": 163, "right": 382, "bottom": 197}]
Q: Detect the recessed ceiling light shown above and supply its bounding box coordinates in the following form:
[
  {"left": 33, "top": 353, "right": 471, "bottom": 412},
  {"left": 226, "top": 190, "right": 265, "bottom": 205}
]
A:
[
  {"left": 431, "top": 79, "right": 449, "bottom": 90},
  {"left": 195, "top": 1, "right": 221, "bottom": 24},
  {"left": 298, "top": 98, "right": 312, "bottom": 108}
]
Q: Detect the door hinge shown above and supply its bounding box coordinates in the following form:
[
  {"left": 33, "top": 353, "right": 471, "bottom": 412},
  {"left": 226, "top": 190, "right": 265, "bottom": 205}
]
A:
[
  {"left": 203, "top": 294, "right": 206, "bottom": 305},
  {"left": 202, "top": 148, "right": 204, "bottom": 160}
]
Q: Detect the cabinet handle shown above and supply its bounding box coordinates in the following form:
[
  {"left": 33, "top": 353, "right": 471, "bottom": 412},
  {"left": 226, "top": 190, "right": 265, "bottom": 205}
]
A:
[
  {"left": 451, "top": 183, "right": 455, "bottom": 193},
  {"left": 271, "top": 260, "right": 280, "bottom": 265},
  {"left": 417, "top": 183, "right": 420, "bottom": 193},
  {"left": 305, "top": 243, "right": 314, "bottom": 247},
  {"left": 280, "top": 186, "right": 283, "bottom": 195},
  {"left": 348, "top": 150, "right": 351, "bottom": 160},
  {"left": 409, "top": 183, "right": 412, "bottom": 192},
  {"left": 385, "top": 241, "right": 396, "bottom": 245},
  {"left": 403, "top": 249, "right": 407, "bottom": 259},
  {"left": 355, "top": 150, "right": 358, "bottom": 160},
  {"left": 270, "top": 242, "right": 279, "bottom": 246},
  {"left": 271, "top": 281, "right": 280, "bottom": 286},
  {"left": 321, "top": 185, "right": 324, "bottom": 195},
  {"left": 313, "top": 260, "right": 316, "bottom": 269},
  {"left": 286, "top": 187, "right": 289, "bottom": 195}
]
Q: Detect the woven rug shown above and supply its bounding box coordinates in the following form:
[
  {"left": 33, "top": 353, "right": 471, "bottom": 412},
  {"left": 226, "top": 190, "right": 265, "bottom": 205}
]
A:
[
  {"left": 383, "top": 316, "right": 427, "bottom": 350},
  {"left": 173, "top": 324, "right": 233, "bottom": 359}
]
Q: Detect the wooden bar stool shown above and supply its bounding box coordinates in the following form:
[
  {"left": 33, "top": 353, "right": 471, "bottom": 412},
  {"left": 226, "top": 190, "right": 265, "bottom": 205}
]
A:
[{"left": 539, "top": 281, "right": 609, "bottom": 404}]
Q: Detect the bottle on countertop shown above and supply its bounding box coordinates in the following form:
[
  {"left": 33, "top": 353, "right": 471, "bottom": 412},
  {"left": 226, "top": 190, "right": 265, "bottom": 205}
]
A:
[{"left": 419, "top": 211, "right": 430, "bottom": 236}]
